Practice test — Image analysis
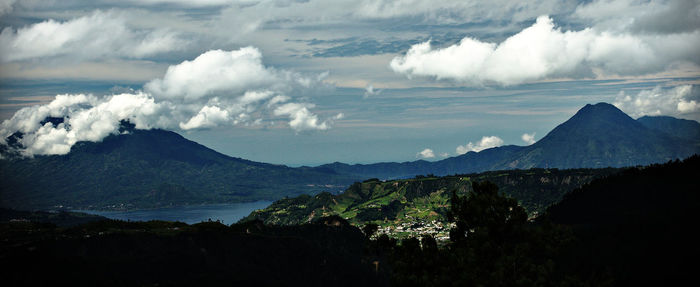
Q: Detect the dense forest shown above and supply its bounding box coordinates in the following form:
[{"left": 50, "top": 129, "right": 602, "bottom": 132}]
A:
[
  {"left": 373, "top": 155, "right": 700, "bottom": 286},
  {"left": 1, "top": 213, "right": 386, "bottom": 286},
  {"left": 244, "top": 167, "right": 619, "bottom": 231},
  {"left": 3, "top": 155, "right": 697, "bottom": 286}
]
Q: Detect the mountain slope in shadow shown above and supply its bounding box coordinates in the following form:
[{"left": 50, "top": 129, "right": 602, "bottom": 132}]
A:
[
  {"left": 318, "top": 103, "right": 700, "bottom": 179},
  {"left": 1, "top": 129, "right": 358, "bottom": 210}
]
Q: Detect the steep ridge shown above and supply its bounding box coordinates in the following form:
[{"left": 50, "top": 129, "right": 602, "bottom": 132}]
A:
[
  {"left": 0, "top": 129, "right": 358, "bottom": 210},
  {"left": 244, "top": 167, "right": 619, "bottom": 229},
  {"left": 540, "top": 155, "right": 700, "bottom": 285},
  {"left": 498, "top": 103, "right": 698, "bottom": 169},
  {"left": 316, "top": 145, "right": 525, "bottom": 180},
  {"left": 637, "top": 115, "right": 700, "bottom": 141},
  {"left": 318, "top": 103, "right": 700, "bottom": 179}
]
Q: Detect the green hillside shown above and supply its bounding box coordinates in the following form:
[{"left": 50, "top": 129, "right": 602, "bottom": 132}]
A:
[
  {"left": 4, "top": 156, "right": 697, "bottom": 286},
  {"left": 243, "top": 167, "right": 618, "bottom": 238}
]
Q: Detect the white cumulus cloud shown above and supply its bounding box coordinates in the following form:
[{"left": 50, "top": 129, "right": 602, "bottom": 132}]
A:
[
  {"left": 145, "top": 48, "right": 277, "bottom": 102},
  {"left": 1, "top": 47, "right": 342, "bottom": 156},
  {"left": 179, "top": 105, "right": 231, "bottom": 130},
  {"left": 273, "top": 103, "right": 341, "bottom": 132},
  {"left": 614, "top": 85, "right": 699, "bottom": 120},
  {"left": 416, "top": 148, "right": 435, "bottom": 159},
  {"left": 145, "top": 47, "right": 338, "bottom": 132},
  {"left": 456, "top": 136, "right": 504, "bottom": 154},
  {"left": 0, "top": 10, "right": 187, "bottom": 62},
  {"left": 390, "top": 15, "right": 700, "bottom": 85},
  {"left": 521, "top": 132, "right": 536, "bottom": 145}
]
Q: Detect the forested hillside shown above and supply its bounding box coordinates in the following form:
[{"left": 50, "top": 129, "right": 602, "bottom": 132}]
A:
[
  {"left": 244, "top": 167, "right": 619, "bottom": 239},
  {"left": 5, "top": 157, "right": 696, "bottom": 286},
  {"left": 1, "top": 128, "right": 357, "bottom": 210}
]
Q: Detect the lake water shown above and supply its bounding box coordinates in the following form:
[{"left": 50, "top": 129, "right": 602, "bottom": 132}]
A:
[{"left": 79, "top": 201, "right": 272, "bottom": 225}]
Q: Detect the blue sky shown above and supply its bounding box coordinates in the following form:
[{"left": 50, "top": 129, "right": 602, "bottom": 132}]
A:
[{"left": 1, "top": 0, "right": 698, "bottom": 165}]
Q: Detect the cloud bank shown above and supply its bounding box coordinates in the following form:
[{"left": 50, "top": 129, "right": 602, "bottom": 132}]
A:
[
  {"left": 390, "top": 15, "right": 700, "bottom": 85},
  {"left": 614, "top": 85, "right": 699, "bottom": 120},
  {"left": 0, "top": 0, "right": 16, "bottom": 16},
  {"left": 0, "top": 47, "right": 341, "bottom": 156},
  {"left": 456, "top": 136, "right": 503, "bottom": 154},
  {"left": 0, "top": 10, "right": 186, "bottom": 62},
  {"left": 0, "top": 92, "right": 169, "bottom": 155},
  {"left": 574, "top": 0, "right": 700, "bottom": 35}
]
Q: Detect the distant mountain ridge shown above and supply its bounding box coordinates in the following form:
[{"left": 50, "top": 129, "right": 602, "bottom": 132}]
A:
[
  {"left": 637, "top": 115, "right": 700, "bottom": 141},
  {"left": 2, "top": 102, "right": 697, "bottom": 210},
  {"left": 317, "top": 103, "right": 700, "bottom": 179},
  {"left": 0, "top": 129, "right": 358, "bottom": 210},
  {"left": 501, "top": 103, "right": 697, "bottom": 169},
  {"left": 318, "top": 145, "right": 525, "bottom": 180}
]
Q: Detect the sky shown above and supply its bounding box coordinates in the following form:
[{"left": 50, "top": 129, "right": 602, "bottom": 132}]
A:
[{"left": 0, "top": 0, "right": 698, "bottom": 166}]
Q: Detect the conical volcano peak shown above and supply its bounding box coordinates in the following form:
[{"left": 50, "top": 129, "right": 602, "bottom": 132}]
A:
[
  {"left": 582, "top": 102, "right": 619, "bottom": 110},
  {"left": 540, "top": 102, "right": 645, "bottom": 142},
  {"left": 570, "top": 102, "right": 630, "bottom": 121},
  {"left": 507, "top": 102, "right": 699, "bottom": 170}
]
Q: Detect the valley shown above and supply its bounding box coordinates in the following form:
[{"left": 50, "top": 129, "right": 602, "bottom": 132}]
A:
[{"left": 2, "top": 2, "right": 698, "bottom": 285}]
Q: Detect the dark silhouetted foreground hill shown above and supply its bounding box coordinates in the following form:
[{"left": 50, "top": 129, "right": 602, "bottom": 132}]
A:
[
  {"left": 2, "top": 156, "right": 697, "bottom": 286},
  {"left": 0, "top": 208, "right": 106, "bottom": 227},
  {"left": 373, "top": 155, "right": 700, "bottom": 286},
  {"left": 542, "top": 154, "right": 700, "bottom": 285},
  {"left": 1, "top": 218, "right": 386, "bottom": 286}
]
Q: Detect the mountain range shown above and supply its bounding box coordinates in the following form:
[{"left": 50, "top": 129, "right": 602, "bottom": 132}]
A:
[
  {"left": 1, "top": 102, "right": 698, "bottom": 210},
  {"left": 318, "top": 103, "right": 700, "bottom": 179}
]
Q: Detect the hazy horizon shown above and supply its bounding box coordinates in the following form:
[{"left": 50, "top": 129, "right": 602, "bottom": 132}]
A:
[{"left": 1, "top": 0, "right": 698, "bottom": 166}]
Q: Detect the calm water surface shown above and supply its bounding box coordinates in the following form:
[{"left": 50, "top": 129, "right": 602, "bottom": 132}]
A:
[{"left": 80, "top": 201, "right": 272, "bottom": 225}]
